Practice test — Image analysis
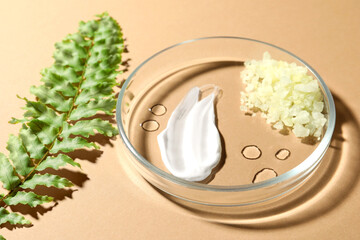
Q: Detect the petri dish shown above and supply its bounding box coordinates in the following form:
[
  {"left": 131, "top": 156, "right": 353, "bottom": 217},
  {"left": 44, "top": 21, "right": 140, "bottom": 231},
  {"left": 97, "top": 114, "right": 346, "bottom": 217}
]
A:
[{"left": 116, "top": 36, "right": 336, "bottom": 207}]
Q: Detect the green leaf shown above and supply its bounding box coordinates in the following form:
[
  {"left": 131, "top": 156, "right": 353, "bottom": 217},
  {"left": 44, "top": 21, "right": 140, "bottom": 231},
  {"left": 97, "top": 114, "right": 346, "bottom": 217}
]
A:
[
  {"left": 0, "top": 12, "right": 123, "bottom": 230},
  {"left": 50, "top": 137, "right": 99, "bottom": 154},
  {"left": 64, "top": 32, "right": 92, "bottom": 48},
  {"left": 79, "top": 19, "right": 99, "bottom": 38},
  {"left": 0, "top": 153, "right": 20, "bottom": 190},
  {"left": 75, "top": 85, "right": 114, "bottom": 105},
  {"left": 19, "top": 125, "right": 47, "bottom": 160},
  {"left": 41, "top": 65, "right": 81, "bottom": 84},
  {"left": 21, "top": 173, "right": 73, "bottom": 189},
  {"left": 41, "top": 67, "right": 77, "bottom": 97},
  {"left": 9, "top": 117, "right": 30, "bottom": 124},
  {"left": 61, "top": 119, "right": 117, "bottom": 138},
  {"left": 69, "top": 98, "right": 116, "bottom": 120},
  {"left": 85, "top": 64, "right": 119, "bottom": 79},
  {"left": 6, "top": 135, "right": 33, "bottom": 177},
  {"left": 23, "top": 100, "right": 65, "bottom": 128},
  {"left": 27, "top": 119, "right": 59, "bottom": 145},
  {"left": 79, "top": 76, "right": 117, "bottom": 90},
  {"left": 0, "top": 207, "right": 31, "bottom": 225},
  {"left": 53, "top": 40, "right": 88, "bottom": 72},
  {"left": 81, "top": 65, "right": 118, "bottom": 88},
  {"left": 30, "top": 85, "right": 72, "bottom": 112},
  {"left": 37, "top": 154, "right": 81, "bottom": 171},
  {"left": 4, "top": 191, "right": 53, "bottom": 208},
  {"left": 0, "top": 234, "right": 6, "bottom": 240}
]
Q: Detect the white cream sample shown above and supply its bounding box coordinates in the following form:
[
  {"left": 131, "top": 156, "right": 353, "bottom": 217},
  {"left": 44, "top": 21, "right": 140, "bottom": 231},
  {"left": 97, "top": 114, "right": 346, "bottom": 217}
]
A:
[{"left": 157, "top": 86, "right": 222, "bottom": 181}]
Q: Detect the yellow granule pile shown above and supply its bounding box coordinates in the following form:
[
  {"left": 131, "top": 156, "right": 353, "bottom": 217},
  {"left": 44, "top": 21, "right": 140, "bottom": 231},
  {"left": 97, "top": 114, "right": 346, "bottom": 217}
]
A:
[{"left": 240, "top": 52, "right": 327, "bottom": 139}]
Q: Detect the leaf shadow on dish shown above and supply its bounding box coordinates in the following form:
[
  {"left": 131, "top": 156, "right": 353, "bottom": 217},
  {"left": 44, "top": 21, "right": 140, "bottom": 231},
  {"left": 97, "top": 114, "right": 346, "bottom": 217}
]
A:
[{"left": 154, "top": 94, "right": 360, "bottom": 229}]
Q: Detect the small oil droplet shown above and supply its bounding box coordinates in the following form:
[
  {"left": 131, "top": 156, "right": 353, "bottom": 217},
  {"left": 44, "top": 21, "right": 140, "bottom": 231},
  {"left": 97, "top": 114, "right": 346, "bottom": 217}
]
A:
[
  {"left": 241, "top": 145, "right": 262, "bottom": 160},
  {"left": 141, "top": 120, "right": 160, "bottom": 132},
  {"left": 275, "top": 149, "right": 291, "bottom": 160},
  {"left": 149, "top": 104, "right": 167, "bottom": 116},
  {"left": 252, "top": 168, "right": 278, "bottom": 183}
]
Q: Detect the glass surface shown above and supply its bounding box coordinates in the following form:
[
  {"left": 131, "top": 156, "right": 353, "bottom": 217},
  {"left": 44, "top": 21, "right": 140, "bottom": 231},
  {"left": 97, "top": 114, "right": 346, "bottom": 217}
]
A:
[{"left": 116, "top": 37, "right": 336, "bottom": 206}]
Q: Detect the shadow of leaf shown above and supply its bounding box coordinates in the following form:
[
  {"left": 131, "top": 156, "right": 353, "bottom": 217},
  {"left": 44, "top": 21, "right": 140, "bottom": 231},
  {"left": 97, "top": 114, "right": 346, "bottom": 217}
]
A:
[
  {"left": 87, "top": 134, "right": 117, "bottom": 147},
  {"left": 8, "top": 202, "right": 57, "bottom": 221},
  {"left": 39, "top": 169, "right": 89, "bottom": 188},
  {"left": 0, "top": 222, "right": 32, "bottom": 230},
  {"left": 65, "top": 149, "right": 104, "bottom": 164}
]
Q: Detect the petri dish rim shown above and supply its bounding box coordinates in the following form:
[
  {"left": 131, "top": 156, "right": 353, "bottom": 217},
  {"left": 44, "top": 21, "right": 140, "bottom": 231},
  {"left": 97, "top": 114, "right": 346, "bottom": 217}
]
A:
[{"left": 116, "top": 36, "right": 336, "bottom": 192}]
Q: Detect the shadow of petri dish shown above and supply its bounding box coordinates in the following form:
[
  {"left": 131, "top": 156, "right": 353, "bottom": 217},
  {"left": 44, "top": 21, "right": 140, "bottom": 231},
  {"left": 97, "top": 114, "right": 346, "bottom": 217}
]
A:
[{"left": 117, "top": 94, "right": 360, "bottom": 229}]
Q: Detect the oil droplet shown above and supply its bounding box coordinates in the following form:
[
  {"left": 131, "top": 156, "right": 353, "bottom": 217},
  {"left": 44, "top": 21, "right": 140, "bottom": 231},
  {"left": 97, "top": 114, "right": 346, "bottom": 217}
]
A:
[
  {"left": 252, "top": 168, "right": 278, "bottom": 183},
  {"left": 241, "top": 145, "right": 262, "bottom": 160},
  {"left": 149, "top": 104, "right": 167, "bottom": 116},
  {"left": 141, "top": 120, "right": 159, "bottom": 132},
  {"left": 275, "top": 148, "right": 291, "bottom": 160}
]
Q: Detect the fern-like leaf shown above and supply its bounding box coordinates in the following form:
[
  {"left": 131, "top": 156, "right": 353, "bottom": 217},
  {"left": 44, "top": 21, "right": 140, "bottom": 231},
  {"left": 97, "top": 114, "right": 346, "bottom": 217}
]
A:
[
  {"left": 0, "top": 207, "right": 31, "bottom": 225},
  {"left": 22, "top": 99, "right": 65, "bottom": 128},
  {"left": 61, "top": 119, "right": 118, "bottom": 138},
  {"left": 51, "top": 137, "right": 99, "bottom": 153},
  {"left": 36, "top": 154, "right": 81, "bottom": 171},
  {"left": 69, "top": 98, "right": 116, "bottom": 120},
  {"left": 30, "top": 85, "right": 73, "bottom": 112},
  {"left": 40, "top": 67, "right": 78, "bottom": 97},
  {"left": 19, "top": 125, "right": 47, "bottom": 160},
  {"left": 75, "top": 85, "right": 114, "bottom": 105},
  {"left": 4, "top": 191, "right": 53, "bottom": 208},
  {"left": 0, "top": 153, "right": 20, "bottom": 190},
  {"left": 27, "top": 119, "right": 59, "bottom": 145},
  {"left": 6, "top": 135, "right": 33, "bottom": 177},
  {"left": 0, "top": 12, "right": 123, "bottom": 239},
  {"left": 20, "top": 173, "right": 74, "bottom": 189}
]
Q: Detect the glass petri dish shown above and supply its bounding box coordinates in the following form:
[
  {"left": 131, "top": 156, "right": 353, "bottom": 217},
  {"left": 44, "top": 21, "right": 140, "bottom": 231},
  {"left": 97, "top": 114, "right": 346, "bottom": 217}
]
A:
[{"left": 116, "top": 37, "right": 336, "bottom": 207}]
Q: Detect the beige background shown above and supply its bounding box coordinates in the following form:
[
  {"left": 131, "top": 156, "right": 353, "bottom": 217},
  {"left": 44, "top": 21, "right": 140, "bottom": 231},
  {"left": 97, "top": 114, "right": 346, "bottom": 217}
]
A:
[{"left": 1, "top": 0, "right": 360, "bottom": 239}]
